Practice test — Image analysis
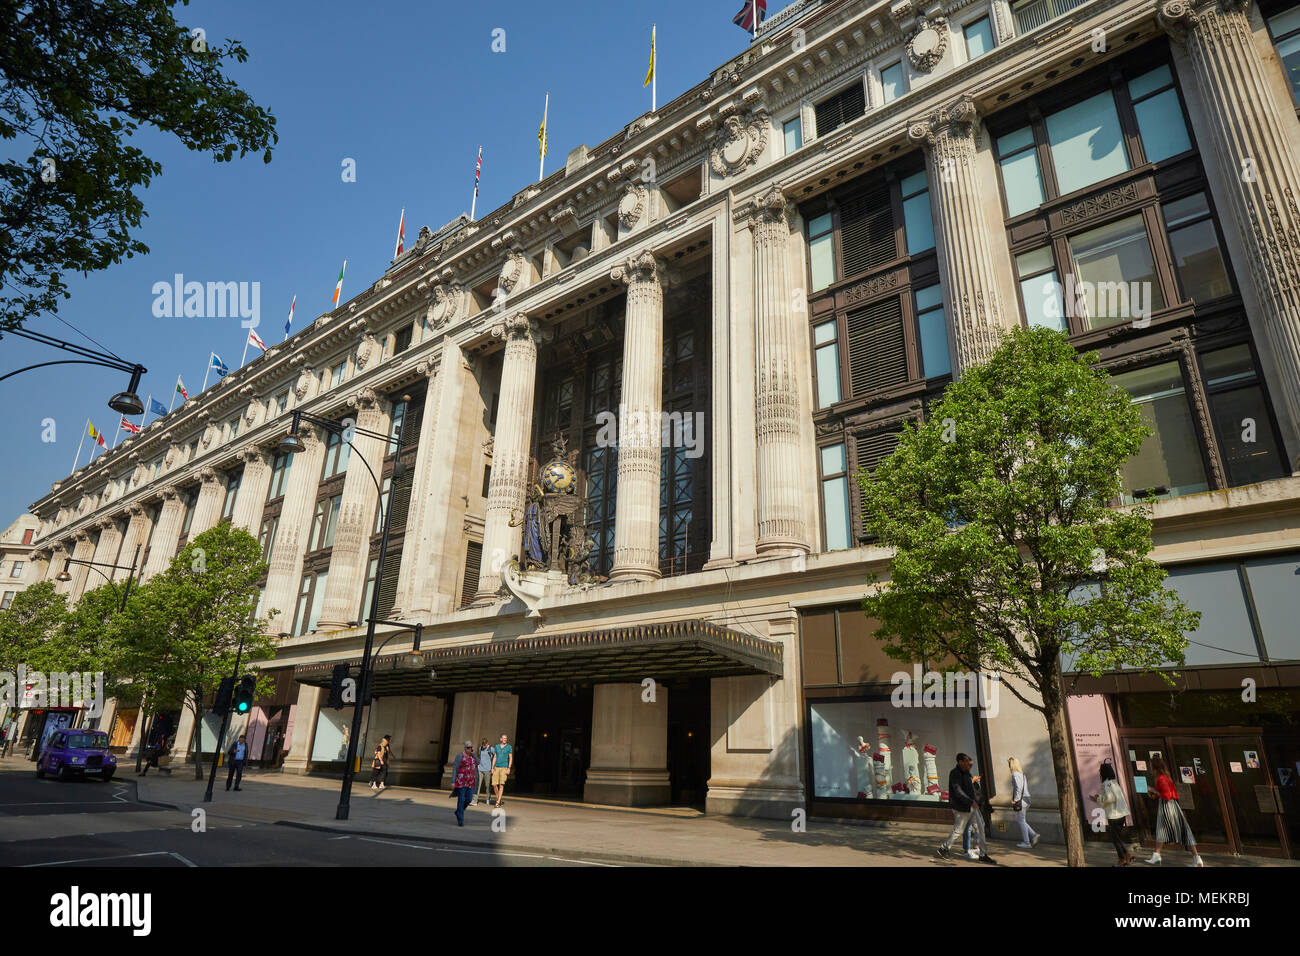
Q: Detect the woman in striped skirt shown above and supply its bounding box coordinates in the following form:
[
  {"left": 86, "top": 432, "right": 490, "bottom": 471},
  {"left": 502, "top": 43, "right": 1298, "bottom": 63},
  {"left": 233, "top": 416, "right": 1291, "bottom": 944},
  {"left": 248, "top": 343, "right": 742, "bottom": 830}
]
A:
[{"left": 1146, "top": 757, "right": 1205, "bottom": 867}]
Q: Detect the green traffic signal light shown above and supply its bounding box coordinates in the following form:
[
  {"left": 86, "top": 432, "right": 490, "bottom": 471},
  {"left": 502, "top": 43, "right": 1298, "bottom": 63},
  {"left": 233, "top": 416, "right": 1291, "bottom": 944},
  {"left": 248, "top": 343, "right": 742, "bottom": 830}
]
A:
[{"left": 233, "top": 674, "right": 256, "bottom": 715}]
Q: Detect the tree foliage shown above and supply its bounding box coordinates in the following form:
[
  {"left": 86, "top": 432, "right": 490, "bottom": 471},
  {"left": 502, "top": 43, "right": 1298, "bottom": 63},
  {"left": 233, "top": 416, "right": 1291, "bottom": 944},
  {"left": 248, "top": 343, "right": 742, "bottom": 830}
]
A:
[
  {"left": 0, "top": 0, "right": 277, "bottom": 332},
  {"left": 860, "top": 326, "right": 1199, "bottom": 865}
]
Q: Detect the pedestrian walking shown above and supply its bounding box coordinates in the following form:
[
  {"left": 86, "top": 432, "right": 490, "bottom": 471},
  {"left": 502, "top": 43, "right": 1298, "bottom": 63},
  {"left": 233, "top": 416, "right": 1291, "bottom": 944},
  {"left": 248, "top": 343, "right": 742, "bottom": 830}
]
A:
[
  {"left": 491, "top": 732, "right": 513, "bottom": 808},
  {"left": 1145, "top": 756, "right": 1204, "bottom": 867},
  {"left": 1008, "top": 756, "right": 1041, "bottom": 849},
  {"left": 139, "top": 734, "right": 168, "bottom": 776},
  {"left": 452, "top": 740, "right": 478, "bottom": 826},
  {"left": 936, "top": 753, "right": 995, "bottom": 864},
  {"left": 369, "top": 734, "right": 392, "bottom": 791},
  {"left": 1089, "top": 759, "right": 1134, "bottom": 866},
  {"left": 226, "top": 734, "right": 248, "bottom": 791},
  {"left": 473, "top": 738, "right": 492, "bottom": 806}
]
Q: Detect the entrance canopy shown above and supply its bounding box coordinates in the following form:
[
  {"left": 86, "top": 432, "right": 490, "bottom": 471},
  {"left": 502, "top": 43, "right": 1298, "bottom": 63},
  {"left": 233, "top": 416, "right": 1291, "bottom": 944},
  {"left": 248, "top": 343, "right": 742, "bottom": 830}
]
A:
[{"left": 292, "top": 620, "right": 784, "bottom": 697}]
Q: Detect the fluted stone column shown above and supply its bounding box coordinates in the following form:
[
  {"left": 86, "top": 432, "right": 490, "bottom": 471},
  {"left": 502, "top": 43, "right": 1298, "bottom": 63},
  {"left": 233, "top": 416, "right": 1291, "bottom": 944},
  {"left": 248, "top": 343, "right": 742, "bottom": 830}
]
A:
[
  {"left": 475, "top": 313, "right": 541, "bottom": 601},
  {"left": 188, "top": 467, "right": 225, "bottom": 537},
  {"left": 66, "top": 532, "right": 95, "bottom": 601},
  {"left": 610, "top": 251, "right": 668, "bottom": 580},
  {"left": 583, "top": 682, "right": 670, "bottom": 806},
  {"left": 318, "top": 388, "right": 390, "bottom": 630},
  {"left": 262, "top": 425, "right": 325, "bottom": 631},
  {"left": 1162, "top": 0, "right": 1300, "bottom": 465},
  {"left": 115, "top": 505, "right": 149, "bottom": 581},
  {"left": 141, "top": 486, "right": 185, "bottom": 580},
  {"left": 743, "top": 186, "right": 809, "bottom": 554},
  {"left": 908, "top": 96, "right": 1006, "bottom": 373},
  {"left": 83, "top": 518, "right": 122, "bottom": 595},
  {"left": 396, "top": 356, "right": 442, "bottom": 616},
  {"left": 230, "top": 445, "right": 274, "bottom": 533},
  {"left": 47, "top": 543, "right": 70, "bottom": 586},
  {"left": 26, "top": 549, "right": 51, "bottom": 586},
  {"left": 282, "top": 683, "right": 324, "bottom": 775}
]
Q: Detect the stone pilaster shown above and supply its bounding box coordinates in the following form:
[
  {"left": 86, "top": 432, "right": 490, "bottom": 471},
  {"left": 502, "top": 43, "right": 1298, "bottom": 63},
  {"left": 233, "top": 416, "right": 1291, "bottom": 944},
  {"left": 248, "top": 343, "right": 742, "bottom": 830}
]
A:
[
  {"left": 742, "top": 186, "right": 810, "bottom": 554},
  {"left": 282, "top": 683, "right": 324, "bottom": 775},
  {"left": 26, "top": 548, "right": 51, "bottom": 586},
  {"left": 318, "top": 388, "right": 390, "bottom": 630},
  {"left": 230, "top": 445, "right": 273, "bottom": 533},
  {"left": 908, "top": 95, "right": 1005, "bottom": 373},
  {"left": 262, "top": 425, "right": 325, "bottom": 632},
  {"left": 584, "top": 682, "right": 670, "bottom": 806},
  {"left": 66, "top": 532, "right": 95, "bottom": 601},
  {"left": 46, "top": 544, "right": 69, "bottom": 585},
  {"left": 1161, "top": 0, "right": 1300, "bottom": 466},
  {"left": 475, "top": 313, "right": 541, "bottom": 601},
  {"left": 141, "top": 486, "right": 184, "bottom": 580},
  {"left": 85, "top": 518, "right": 122, "bottom": 594},
  {"left": 188, "top": 467, "right": 225, "bottom": 537},
  {"left": 396, "top": 355, "right": 443, "bottom": 616},
  {"left": 115, "top": 505, "right": 149, "bottom": 581},
  {"left": 609, "top": 251, "right": 669, "bottom": 580}
]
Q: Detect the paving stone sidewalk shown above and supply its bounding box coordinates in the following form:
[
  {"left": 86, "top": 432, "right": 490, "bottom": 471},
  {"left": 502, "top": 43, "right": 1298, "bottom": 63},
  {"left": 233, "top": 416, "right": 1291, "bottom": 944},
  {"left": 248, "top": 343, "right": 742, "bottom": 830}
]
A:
[{"left": 117, "top": 763, "right": 1293, "bottom": 868}]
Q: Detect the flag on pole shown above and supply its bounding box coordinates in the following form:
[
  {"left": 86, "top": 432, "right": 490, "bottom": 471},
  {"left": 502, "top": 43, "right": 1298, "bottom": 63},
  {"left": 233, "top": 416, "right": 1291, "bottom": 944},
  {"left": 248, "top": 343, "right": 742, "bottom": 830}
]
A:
[
  {"left": 121, "top": 417, "right": 141, "bottom": 435},
  {"left": 88, "top": 421, "right": 107, "bottom": 448},
  {"left": 284, "top": 294, "right": 296, "bottom": 340},
  {"left": 332, "top": 260, "right": 347, "bottom": 306},
  {"left": 471, "top": 147, "right": 483, "bottom": 221},
  {"left": 176, "top": 377, "right": 188, "bottom": 400},
  {"left": 211, "top": 353, "right": 229, "bottom": 377},
  {"left": 538, "top": 93, "right": 549, "bottom": 181},
  {"left": 733, "top": 0, "right": 767, "bottom": 33},
  {"left": 247, "top": 327, "right": 267, "bottom": 352},
  {"left": 150, "top": 397, "right": 168, "bottom": 418},
  {"left": 394, "top": 208, "right": 406, "bottom": 259},
  {"left": 645, "top": 24, "right": 656, "bottom": 88}
]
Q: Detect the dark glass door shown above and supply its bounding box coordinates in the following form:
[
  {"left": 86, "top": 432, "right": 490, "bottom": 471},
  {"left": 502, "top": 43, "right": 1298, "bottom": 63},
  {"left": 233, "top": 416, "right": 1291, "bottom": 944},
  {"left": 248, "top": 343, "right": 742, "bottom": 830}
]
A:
[
  {"left": 1167, "top": 738, "right": 1231, "bottom": 849},
  {"left": 1215, "top": 735, "right": 1286, "bottom": 854}
]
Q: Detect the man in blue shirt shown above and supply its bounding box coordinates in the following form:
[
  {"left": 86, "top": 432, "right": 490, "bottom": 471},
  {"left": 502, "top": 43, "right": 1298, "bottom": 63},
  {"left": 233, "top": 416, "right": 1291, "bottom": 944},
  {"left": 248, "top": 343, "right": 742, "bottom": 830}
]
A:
[
  {"left": 491, "top": 733, "right": 513, "bottom": 808},
  {"left": 226, "top": 734, "right": 249, "bottom": 791}
]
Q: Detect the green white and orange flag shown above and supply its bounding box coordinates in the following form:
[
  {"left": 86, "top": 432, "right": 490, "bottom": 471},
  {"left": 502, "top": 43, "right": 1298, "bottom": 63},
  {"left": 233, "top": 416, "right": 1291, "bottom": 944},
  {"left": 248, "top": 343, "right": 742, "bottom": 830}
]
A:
[{"left": 332, "top": 259, "right": 347, "bottom": 307}]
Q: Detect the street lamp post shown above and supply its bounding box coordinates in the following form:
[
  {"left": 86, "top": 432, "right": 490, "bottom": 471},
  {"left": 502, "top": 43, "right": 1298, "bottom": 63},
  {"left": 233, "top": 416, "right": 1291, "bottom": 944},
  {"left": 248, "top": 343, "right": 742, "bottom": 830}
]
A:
[
  {"left": 0, "top": 328, "right": 146, "bottom": 416},
  {"left": 55, "top": 544, "right": 141, "bottom": 613},
  {"left": 276, "top": 400, "right": 410, "bottom": 821}
]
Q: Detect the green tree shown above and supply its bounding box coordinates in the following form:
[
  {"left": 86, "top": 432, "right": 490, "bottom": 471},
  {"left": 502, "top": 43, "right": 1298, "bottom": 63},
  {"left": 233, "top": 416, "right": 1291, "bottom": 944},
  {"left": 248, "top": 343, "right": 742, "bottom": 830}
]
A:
[
  {"left": 0, "top": 0, "right": 277, "bottom": 332},
  {"left": 859, "top": 326, "right": 1199, "bottom": 867},
  {"left": 119, "top": 522, "right": 278, "bottom": 777},
  {"left": 0, "top": 581, "right": 67, "bottom": 721}
]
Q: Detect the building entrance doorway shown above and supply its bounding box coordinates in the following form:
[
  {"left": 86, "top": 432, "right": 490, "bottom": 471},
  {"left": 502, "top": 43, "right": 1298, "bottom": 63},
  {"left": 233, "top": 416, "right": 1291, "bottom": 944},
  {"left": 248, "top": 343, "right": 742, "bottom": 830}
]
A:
[
  {"left": 513, "top": 685, "right": 592, "bottom": 798},
  {"left": 667, "top": 678, "right": 710, "bottom": 808}
]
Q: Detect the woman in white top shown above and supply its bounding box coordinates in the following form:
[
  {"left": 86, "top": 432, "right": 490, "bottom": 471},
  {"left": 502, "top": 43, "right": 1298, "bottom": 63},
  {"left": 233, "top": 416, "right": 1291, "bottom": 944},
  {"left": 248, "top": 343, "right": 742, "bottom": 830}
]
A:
[
  {"left": 1008, "top": 757, "right": 1040, "bottom": 848},
  {"left": 1089, "top": 759, "right": 1133, "bottom": 866}
]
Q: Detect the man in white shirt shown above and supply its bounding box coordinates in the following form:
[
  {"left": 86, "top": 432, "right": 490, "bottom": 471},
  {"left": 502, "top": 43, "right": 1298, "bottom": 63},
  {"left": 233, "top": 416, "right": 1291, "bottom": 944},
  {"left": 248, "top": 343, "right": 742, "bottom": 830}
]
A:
[{"left": 226, "top": 734, "right": 249, "bottom": 791}]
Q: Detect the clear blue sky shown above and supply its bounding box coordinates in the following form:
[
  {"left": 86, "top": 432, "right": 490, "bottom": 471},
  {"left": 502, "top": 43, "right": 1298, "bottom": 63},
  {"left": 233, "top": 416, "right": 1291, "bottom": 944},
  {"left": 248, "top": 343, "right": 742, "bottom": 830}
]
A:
[{"left": 0, "top": 0, "right": 796, "bottom": 521}]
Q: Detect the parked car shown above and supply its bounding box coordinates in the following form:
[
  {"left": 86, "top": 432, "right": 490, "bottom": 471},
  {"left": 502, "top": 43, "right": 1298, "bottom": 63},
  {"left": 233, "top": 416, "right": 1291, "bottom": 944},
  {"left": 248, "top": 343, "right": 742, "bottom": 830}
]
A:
[{"left": 35, "top": 730, "right": 117, "bottom": 781}]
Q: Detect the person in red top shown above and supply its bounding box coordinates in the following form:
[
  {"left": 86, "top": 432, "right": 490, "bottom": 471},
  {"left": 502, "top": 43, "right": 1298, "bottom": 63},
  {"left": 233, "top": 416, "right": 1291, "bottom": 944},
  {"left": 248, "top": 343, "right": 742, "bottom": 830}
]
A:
[
  {"left": 451, "top": 740, "right": 479, "bottom": 827},
  {"left": 1146, "top": 757, "right": 1204, "bottom": 867}
]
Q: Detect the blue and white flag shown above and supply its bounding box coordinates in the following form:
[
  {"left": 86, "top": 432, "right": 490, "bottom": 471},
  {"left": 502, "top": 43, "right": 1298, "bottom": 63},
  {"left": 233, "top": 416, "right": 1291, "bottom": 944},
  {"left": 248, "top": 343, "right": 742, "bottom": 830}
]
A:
[
  {"left": 149, "top": 397, "right": 168, "bottom": 418},
  {"left": 211, "top": 353, "right": 229, "bottom": 378}
]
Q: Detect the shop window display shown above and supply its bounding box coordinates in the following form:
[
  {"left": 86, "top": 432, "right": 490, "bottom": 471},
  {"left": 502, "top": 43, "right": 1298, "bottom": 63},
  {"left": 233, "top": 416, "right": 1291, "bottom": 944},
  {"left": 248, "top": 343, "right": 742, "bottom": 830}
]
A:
[
  {"left": 810, "top": 699, "right": 979, "bottom": 801},
  {"left": 310, "top": 706, "right": 367, "bottom": 762}
]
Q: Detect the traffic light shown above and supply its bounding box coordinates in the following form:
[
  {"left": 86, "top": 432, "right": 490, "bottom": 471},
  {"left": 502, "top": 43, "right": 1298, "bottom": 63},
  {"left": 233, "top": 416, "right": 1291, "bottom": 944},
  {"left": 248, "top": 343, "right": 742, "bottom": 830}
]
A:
[
  {"left": 233, "top": 675, "right": 257, "bottom": 715},
  {"left": 327, "top": 663, "right": 349, "bottom": 710},
  {"left": 213, "top": 676, "right": 235, "bottom": 716}
]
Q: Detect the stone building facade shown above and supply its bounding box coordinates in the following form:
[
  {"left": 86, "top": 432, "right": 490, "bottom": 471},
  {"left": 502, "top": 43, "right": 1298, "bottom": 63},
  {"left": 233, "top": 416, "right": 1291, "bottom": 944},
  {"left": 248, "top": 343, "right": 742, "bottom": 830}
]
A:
[{"left": 16, "top": 0, "right": 1300, "bottom": 853}]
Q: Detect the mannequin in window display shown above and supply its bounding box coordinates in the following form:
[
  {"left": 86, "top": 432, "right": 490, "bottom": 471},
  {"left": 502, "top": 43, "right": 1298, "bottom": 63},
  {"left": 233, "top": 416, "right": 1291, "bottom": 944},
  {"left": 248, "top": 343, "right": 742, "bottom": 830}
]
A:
[
  {"left": 873, "top": 719, "right": 893, "bottom": 798},
  {"left": 853, "top": 736, "right": 873, "bottom": 799},
  {"left": 923, "top": 743, "right": 942, "bottom": 801},
  {"left": 901, "top": 731, "right": 922, "bottom": 797}
]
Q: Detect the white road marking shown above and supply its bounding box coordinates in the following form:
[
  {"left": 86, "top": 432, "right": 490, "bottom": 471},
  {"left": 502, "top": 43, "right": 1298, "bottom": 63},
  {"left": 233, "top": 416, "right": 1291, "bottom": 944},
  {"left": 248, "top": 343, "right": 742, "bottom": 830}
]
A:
[{"left": 23, "top": 850, "right": 197, "bottom": 868}]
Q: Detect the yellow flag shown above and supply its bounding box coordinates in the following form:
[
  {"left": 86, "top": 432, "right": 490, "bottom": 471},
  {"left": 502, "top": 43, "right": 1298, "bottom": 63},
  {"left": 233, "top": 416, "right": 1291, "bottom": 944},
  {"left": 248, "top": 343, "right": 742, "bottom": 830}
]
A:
[
  {"left": 87, "top": 421, "right": 98, "bottom": 440},
  {"left": 644, "top": 25, "right": 656, "bottom": 87},
  {"left": 538, "top": 117, "right": 547, "bottom": 160}
]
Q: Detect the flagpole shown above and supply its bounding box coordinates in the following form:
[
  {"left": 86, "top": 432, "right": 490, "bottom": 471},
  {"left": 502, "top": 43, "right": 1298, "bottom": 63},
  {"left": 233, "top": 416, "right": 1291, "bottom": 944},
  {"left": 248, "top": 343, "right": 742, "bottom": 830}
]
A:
[
  {"left": 539, "top": 92, "right": 549, "bottom": 183},
  {"left": 111, "top": 416, "right": 122, "bottom": 449},
  {"left": 72, "top": 423, "right": 87, "bottom": 472},
  {"left": 394, "top": 207, "right": 405, "bottom": 260},
  {"left": 471, "top": 147, "right": 481, "bottom": 222},
  {"left": 753, "top": 0, "right": 758, "bottom": 39},
  {"left": 240, "top": 335, "right": 250, "bottom": 369},
  {"left": 143, "top": 394, "right": 153, "bottom": 426},
  {"left": 169, "top": 376, "right": 180, "bottom": 412},
  {"left": 202, "top": 353, "right": 213, "bottom": 393},
  {"left": 652, "top": 25, "right": 657, "bottom": 113}
]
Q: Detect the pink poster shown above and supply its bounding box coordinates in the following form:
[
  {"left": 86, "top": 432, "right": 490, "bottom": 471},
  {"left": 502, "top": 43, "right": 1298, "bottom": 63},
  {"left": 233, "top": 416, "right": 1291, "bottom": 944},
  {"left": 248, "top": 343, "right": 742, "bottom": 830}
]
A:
[
  {"left": 245, "top": 707, "right": 268, "bottom": 758},
  {"left": 1066, "top": 694, "right": 1129, "bottom": 819}
]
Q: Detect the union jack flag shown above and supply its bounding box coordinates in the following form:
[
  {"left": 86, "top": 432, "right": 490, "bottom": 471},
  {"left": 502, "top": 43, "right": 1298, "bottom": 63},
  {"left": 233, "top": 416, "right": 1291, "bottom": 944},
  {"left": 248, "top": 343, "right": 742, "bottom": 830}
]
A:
[
  {"left": 733, "top": 0, "right": 767, "bottom": 32},
  {"left": 121, "top": 417, "right": 141, "bottom": 435}
]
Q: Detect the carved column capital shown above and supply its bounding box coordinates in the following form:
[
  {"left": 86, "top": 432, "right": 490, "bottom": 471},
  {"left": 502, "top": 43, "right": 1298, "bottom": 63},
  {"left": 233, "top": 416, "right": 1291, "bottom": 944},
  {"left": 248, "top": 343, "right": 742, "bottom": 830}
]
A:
[
  {"left": 346, "top": 386, "right": 381, "bottom": 412},
  {"left": 907, "top": 96, "right": 979, "bottom": 151},
  {"left": 128, "top": 503, "right": 147, "bottom": 517},
  {"left": 1158, "top": 0, "right": 1252, "bottom": 40},
  {"left": 490, "top": 312, "right": 545, "bottom": 345},
  {"left": 610, "top": 249, "right": 670, "bottom": 287},
  {"left": 198, "top": 467, "right": 221, "bottom": 484}
]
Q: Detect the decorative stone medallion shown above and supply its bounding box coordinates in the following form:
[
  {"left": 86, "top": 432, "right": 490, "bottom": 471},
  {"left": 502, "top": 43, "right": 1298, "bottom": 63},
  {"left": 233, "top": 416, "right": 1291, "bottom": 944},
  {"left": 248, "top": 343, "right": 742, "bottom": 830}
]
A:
[
  {"left": 618, "top": 183, "right": 647, "bottom": 230},
  {"left": 709, "top": 110, "right": 769, "bottom": 178},
  {"left": 907, "top": 17, "right": 948, "bottom": 73}
]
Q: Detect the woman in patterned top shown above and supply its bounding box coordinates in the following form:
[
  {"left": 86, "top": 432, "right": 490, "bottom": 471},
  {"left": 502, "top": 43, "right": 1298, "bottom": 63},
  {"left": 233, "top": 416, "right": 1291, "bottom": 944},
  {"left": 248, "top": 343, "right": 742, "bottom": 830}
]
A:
[{"left": 451, "top": 740, "right": 479, "bottom": 827}]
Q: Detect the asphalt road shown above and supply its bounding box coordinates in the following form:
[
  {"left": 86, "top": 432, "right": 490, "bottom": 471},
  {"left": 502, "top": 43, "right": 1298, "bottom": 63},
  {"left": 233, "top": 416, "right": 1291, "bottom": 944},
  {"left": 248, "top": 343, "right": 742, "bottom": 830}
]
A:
[{"left": 0, "top": 764, "right": 621, "bottom": 867}]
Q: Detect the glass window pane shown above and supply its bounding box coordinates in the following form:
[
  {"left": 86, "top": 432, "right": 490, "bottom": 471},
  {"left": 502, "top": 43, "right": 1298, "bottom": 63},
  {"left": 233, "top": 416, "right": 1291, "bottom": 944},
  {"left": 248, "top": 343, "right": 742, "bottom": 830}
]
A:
[
  {"left": 1112, "top": 362, "right": 1208, "bottom": 502},
  {"left": 881, "top": 62, "right": 904, "bottom": 103},
  {"left": 823, "top": 476, "right": 851, "bottom": 551},
  {"left": 1020, "top": 273, "right": 1066, "bottom": 331},
  {"left": 821, "top": 443, "right": 846, "bottom": 475},
  {"left": 997, "top": 126, "right": 1035, "bottom": 155},
  {"left": 1068, "top": 215, "right": 1164, "bottom": 328},
  {"left": 1016, "top": 247, "right": 1055, "bottom": 276},
  {"left": 1133, "top": 89, "right": 1191, "bottom": 162},
  {"left": 918, "top": 306, "right": 952, "bottom": 378},
  {"left": 784, "top": 117, "right": 803, "bottom": 154},
  {"left": 1045, "top": 92, "right": 1130, "bottom": 195},
  {"left": 1127, "top": 64, "right": 1174, "bottom": 101},
  {"left": 1162, "top": 192, "right": 1210, "bottom": 228},
  {"left": 1201, "top": 345, "right": 1255, "bottom": 387},
  {"left": 810, "top": 232, "right": 835, "bottom": 290},
  {"left": 915, "top": 284, "right": 944, "bottom": 312},
  {"left": 816, "top": 343, "right": 842, "bottom": 408},
  {"left": 903, "top": 191, "right": 935, "bottom": 255},
  {"left": 809, "top": 213, "right": 833, "bottom": 238},
  {"left": 1209, "top": 385, "right": 1286, "bottom": 487},
  {"left": 965, "top": 17, "right": 993, "bottom": 59},
  {"left": 1000, "top": 150, "right": 1046, "bottom": 217},
  {"left": 1163, "top": 564, "right": 1260, "bottom": 666},
  {"left": 900, "top": 171, "right": 928, "bottom": 196},
  {"left": 801, "top": 610, "right": 839, "bottom": 684},
  {"left": 1243, "top": 553, "right": 1300, "bottom": 658},
  {"left": 1275, "top": 33, "right": 1300, "bottom": 99},
  {"left": 307, "top": 572, "right": 328, "bottom": 632},
  {"left": 814, "top": 321, "right": 837, "bottom": 346},
  {"left": 1167, "top": 219, "right": 1231, "bottom": 302}
]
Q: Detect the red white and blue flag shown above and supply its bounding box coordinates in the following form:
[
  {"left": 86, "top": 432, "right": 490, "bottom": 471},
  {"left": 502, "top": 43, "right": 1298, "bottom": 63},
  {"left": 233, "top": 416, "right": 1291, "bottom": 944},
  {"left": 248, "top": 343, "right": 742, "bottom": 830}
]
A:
[
  {"left": 733, "top": 0, "right": 767, "bottom": 32},
  {"left": 120, "top": 417, "right": 141, "bottom": 435},
  {"left": 474, "top": 146, "right": 482, "bottom": 198},
  {"left": 394, "top": 208, "right": 405, "bottom": 258}
]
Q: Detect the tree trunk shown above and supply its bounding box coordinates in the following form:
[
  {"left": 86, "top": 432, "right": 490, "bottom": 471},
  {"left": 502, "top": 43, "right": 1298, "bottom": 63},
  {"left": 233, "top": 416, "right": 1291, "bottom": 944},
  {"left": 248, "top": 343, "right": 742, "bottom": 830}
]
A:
[
  {"left": 1041, "top": 664, "right": 1087, "bottom": 866},
  {"left": 192, "top": 691, "right": 205, "bottom": 780}
]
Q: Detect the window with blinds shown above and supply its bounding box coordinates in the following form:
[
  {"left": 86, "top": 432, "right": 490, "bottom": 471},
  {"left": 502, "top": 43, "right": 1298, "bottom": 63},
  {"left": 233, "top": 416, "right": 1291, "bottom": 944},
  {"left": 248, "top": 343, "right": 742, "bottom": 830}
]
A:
[
  {"left": 376, "top": 554, "right": 401, "bottom": 619},
  {"left": 846, "top": 297, "right": 907, "bottom": 396},
  {"left": 461, "top": 541, "right": 482, "bottom": 608},
  {"left": 851, "top": 430, "right": 902, "bottom": 541},
  {"left": 814, "top": 81, "right": 867, "bottom": 138},
  {"left": 838, "top": 185, "right": 897, "bottom": 278}
]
